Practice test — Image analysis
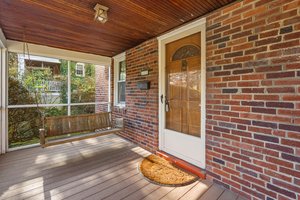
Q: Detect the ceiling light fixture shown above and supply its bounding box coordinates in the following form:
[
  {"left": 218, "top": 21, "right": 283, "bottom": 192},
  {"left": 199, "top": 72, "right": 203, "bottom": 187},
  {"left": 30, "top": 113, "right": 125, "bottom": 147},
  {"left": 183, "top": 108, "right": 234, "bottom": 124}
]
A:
[{"left": 94, "top": 3, "right": 109, "bottom": 24}]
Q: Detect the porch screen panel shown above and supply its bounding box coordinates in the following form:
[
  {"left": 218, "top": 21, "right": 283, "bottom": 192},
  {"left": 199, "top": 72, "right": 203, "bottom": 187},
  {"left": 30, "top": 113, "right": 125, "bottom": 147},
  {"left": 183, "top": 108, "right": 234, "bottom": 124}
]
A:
[
  {"left": 7, "top": 52, "right": 110, "bottom": 148},
  {"left": 70, "top": 61, "right": 110, "bottom": 113},
  {"left": 8, "top": 52, "right": 67, "bottom": 105}
]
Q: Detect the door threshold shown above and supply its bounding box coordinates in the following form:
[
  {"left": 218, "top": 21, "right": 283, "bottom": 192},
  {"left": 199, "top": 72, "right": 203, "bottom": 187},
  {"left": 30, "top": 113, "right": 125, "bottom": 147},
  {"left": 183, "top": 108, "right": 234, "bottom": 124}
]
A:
[{"left": 156, "top": 150, "right": 206, "bottom": 179}]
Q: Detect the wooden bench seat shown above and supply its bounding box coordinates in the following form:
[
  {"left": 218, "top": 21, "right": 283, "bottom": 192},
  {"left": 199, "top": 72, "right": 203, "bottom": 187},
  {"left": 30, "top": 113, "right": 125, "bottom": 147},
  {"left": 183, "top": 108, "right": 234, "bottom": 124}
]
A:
[{"left": 39, "top": 112, "right": 124, "bottom": 147}]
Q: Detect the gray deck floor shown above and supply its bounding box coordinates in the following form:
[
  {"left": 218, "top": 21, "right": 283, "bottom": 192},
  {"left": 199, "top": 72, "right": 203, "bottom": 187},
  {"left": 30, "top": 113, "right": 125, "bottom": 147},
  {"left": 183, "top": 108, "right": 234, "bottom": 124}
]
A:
[{"left": 0, "top": 134, "right": 245, "bottom": 200}]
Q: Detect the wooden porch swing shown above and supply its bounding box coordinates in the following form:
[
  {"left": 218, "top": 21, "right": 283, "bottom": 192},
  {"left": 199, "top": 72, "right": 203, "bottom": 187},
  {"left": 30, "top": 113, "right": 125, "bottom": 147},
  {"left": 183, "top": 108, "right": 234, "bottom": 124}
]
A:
[{"left": 39, "top": 112, "right": 124, "bottom": 148}]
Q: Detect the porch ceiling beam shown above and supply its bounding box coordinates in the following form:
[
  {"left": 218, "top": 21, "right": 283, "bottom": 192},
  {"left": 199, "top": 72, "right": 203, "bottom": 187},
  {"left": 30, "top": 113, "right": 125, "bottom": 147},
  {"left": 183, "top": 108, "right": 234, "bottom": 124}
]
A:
[
  {"left": 0, "top": 29, "right": 7, "bottom": 48},
  {"left": 6, "top": 40, "right": 111, "bottom": 66}
]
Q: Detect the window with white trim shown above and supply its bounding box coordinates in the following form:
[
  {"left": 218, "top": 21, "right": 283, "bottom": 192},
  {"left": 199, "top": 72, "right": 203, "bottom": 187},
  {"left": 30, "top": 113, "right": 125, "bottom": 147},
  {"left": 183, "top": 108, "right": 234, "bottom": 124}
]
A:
[
  {"left": 114, "top": 53, "right": 126, "bottom": 106},
  {"left": 75, "top": 63, "right": 85, "bottom": 77},
  {"left": 118, "top": 60, "right": 126, "bottom": 103}
]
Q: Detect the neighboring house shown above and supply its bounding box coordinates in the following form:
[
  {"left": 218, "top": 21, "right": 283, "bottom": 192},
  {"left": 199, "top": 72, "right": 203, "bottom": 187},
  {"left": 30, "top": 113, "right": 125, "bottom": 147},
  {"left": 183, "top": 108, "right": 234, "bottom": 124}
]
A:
[{"left": 17, "top": 54, "right": 62, "bottom": 104}]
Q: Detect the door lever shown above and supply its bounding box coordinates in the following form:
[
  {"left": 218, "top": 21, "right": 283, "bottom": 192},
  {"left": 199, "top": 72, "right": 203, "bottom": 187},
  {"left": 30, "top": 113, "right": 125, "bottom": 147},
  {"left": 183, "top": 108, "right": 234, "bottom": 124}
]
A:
[
  {"left": 165, "top": 96, "right": 170, "bottom": 112},
  {"left": 160, "top": 94, "right": 164, "bottom": 104}
]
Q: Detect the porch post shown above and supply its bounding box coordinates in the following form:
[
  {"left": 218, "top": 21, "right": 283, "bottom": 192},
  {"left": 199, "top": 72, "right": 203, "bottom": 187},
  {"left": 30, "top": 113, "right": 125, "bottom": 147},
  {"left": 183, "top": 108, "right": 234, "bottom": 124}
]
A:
[
  {"left": 67, "top": 61, "right": 71, "bottom": 116},
  {"left": 108, "top": 65, "right": 111, "bottom": 112},
  {"left": 0, "top": 28, "right": 7, "bottom": 154},
  {"left": 0, "top": 29, "right": 6, "bottom": 48}
]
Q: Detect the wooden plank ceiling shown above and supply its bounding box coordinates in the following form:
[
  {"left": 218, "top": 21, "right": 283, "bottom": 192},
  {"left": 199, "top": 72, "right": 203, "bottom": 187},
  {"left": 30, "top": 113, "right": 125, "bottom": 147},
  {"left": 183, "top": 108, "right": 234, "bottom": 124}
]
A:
[{"left": 0, "top": 0, "right": 236, "bottom": 57}]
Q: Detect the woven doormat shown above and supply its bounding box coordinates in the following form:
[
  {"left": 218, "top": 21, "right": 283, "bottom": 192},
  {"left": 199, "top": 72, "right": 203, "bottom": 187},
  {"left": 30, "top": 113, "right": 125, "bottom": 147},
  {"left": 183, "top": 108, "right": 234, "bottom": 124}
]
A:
[{"left": 138, "top": 154, "right": 198, "bottom": 186}]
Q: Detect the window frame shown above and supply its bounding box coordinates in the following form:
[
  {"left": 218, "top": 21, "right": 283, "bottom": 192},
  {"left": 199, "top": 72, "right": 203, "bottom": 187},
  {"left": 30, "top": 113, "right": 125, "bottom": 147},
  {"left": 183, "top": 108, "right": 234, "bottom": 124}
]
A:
[
  {"left": 75, "top": 62, "right": 85, "bottom": 77},
  {"left": 113, "top": 52, "right": 126, "bottom": 107}
]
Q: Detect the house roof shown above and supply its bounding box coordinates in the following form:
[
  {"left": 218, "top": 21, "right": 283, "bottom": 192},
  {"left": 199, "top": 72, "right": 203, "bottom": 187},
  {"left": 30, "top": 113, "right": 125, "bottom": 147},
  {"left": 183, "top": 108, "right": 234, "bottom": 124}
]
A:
[
  {"left": 21, "top": 55, "right": 61, "bottom": 63},
  {"left": 0, "top": 0, "right": 236, "bottom": 57}
]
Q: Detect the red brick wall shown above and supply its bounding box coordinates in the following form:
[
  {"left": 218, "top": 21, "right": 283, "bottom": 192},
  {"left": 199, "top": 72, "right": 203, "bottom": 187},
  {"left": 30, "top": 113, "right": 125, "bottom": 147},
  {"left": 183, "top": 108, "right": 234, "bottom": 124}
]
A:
[
  {"left": 206, "top": 0, "right": 300, "bottom": 199},
  {"left": 110, "top": 0, "right": 300, "bottom": 199},
  {"left": 112, "top": 39, "right": 159, "bottom": 152},
  {"left": 95, "top": 65, "right": 110, "bottom": 112}
]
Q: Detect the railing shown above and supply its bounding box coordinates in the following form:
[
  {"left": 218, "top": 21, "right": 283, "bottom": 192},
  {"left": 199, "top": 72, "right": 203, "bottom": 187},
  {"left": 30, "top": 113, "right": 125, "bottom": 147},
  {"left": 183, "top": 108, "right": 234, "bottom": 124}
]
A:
[
  {"left": 46, "top": 81, "right": 62, "bottom": 92},
  {"left": 22, "top": 80, "right": 63, "bottom": 92}
]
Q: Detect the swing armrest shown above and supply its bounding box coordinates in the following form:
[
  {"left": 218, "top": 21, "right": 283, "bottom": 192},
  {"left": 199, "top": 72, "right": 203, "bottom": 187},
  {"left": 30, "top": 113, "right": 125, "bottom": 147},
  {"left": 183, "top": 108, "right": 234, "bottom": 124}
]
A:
[{"left": 39, "top": 128, "right": 46, "bottom": 147}]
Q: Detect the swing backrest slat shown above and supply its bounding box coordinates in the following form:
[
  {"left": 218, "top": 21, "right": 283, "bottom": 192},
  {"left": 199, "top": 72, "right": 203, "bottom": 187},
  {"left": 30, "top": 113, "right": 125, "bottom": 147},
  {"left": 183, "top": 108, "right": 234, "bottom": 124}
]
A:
[{"left": 45, "top": 112, "right": 112, "bottom": 137}]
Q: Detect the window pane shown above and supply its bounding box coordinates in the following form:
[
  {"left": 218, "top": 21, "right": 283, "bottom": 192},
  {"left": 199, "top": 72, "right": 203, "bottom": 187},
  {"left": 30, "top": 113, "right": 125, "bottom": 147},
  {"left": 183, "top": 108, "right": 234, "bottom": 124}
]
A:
[
  {"left": 8, "top": 52, "right": 68, "bottom": 105},
  {"left": 71, "top": 105, "right": 95, "bottom": 115},
  {"left": 95, "top": 104, "right": 109, "bottom": 113},
  {"left": 75, "top": 63, "right": 85, "bottom": 77},
  {"left": 76, "top": 69, "right": 83, "bottom": 76},
  {"left": 71, "top": 62, "right": 109, "bottom": 103},
  {"left": 118, "top": 82, "right": 126, "bottom": 103},
  {"left": 119, "top": 61, "right": 126, "bottom": 81},
  {"left": 8, "top": 106, "right": 68, "bottom": 148}
]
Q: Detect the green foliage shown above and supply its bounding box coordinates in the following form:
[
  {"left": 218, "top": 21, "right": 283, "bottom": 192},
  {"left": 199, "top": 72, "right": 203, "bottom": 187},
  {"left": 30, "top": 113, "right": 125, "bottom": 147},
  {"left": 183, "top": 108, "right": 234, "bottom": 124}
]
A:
[
  {"left": 71, "top": 62, "right": 96, "bottom": 114},
  {"left": 60, "top": 60, "right": 68, "bottom": 76},
  {"left": 8, "top": 76, "right": 33, "bottom": 105},
  {"left": 70, "top": 61, "right": 96, "bottom": 104},
  {"left": 44, "top": 107, "right": 67, "bottom": 117},
  {"left": 71, "top": 105, "right": 95, "bottom": 115},
  {"left": 8, "top": 52, "right": 18, "bottom": 77},
  {"left": 8, "top": 77, "right": 42, "bottom": 146},
  {"left": 8, "top": 53, "right": 98, "bottom": 147},
  {"left": 23, "top": 68, "right": 52, "bottom": 95}
]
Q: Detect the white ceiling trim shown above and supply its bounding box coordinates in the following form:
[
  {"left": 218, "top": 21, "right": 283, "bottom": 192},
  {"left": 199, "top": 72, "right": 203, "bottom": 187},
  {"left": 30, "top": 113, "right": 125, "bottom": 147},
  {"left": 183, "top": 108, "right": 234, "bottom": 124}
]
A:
[
  {"left": 6, "top": 40, "right": 111, "bottom": 66},
  {"left": 0, "top": 29, "right": 7, "bottom": 48}
]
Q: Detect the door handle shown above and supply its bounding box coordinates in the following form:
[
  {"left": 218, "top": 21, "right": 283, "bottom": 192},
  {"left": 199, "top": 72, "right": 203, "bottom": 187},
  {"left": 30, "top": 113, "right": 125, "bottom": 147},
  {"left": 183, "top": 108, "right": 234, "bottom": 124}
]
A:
[
  {"left": 160, "top": 94, "right": 164, "bottom": 104},
  {"left": 165, "top": 96, "right": 170, "bottom": 112}
]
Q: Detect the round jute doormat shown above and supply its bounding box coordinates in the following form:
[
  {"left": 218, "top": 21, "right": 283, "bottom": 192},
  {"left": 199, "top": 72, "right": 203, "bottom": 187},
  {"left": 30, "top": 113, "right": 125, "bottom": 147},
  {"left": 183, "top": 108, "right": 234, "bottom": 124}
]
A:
[{"left": 138, "top": 154, "right": 198, "bottom": 186}]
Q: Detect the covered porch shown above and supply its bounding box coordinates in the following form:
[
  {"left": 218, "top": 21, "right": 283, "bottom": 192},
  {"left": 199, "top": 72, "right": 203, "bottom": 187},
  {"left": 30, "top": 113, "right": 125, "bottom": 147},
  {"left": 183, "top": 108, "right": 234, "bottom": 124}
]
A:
[{"left": 1, "top": 0, "right": 300, "bottom": 200}]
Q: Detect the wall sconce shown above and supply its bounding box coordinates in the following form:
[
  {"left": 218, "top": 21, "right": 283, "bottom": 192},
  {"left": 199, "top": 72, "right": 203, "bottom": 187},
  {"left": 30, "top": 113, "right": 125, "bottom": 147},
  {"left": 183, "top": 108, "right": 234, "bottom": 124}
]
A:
[{"left": 94, "top": 3, "right": 109, "bottom": 24}]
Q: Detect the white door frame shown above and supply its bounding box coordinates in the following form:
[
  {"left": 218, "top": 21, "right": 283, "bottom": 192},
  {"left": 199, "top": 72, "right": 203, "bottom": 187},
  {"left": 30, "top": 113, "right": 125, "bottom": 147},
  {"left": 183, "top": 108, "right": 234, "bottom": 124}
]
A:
[
  {"left": 157, "top": 18, "right": 206, "bottom": 168},
  {"left": 0, "top": 29, "right": 7, "bottom": 154}
]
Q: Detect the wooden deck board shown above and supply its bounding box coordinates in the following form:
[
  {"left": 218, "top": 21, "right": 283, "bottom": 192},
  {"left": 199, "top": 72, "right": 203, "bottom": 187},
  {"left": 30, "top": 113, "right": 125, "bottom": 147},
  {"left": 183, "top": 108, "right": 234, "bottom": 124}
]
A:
[
  {"left": 1, "top": 147, "right": 137, "bottom": 197},
  {"left": 0, "top": 136, "right": 126, "bottom": 169},
  {"left": 0, "top": 138, "right": 129, "bottom": 182},
  {"left": 0, "top": 144, "right": 137, "bottom": 192},
  {"left": 218, "top": 189, "right": 239, "bottom": 200},
  {"left": 0, "top": 144, "right": 132, "bottom": 186},
  {"left": 237, "top": 195, "right": 248, "bottom": 200},
  {"left": 198, "top": 184, "right": 225, "bottom": 200},
  {"left": 142, "top": 185, "right": 176, "bottom": 200},
  {"left": 102, "top": 178, "right": 150, "bottom": 200},
  {"left": 160, "top": 181, "right": 198, "bottom": 200},
  {"left": 0, "top": 134, "right": 245, "bottom": 200},
  {"left": 0, "top": 134, "right": 123, "bottom": 163},
  {"left": 179, "top": 180, "right": 213, "bottom": 200},
  {"left": 16, "top": 151, "right": 148, "bottom": 200},
  {"left": 54, "top": 170, "right": 141, "bottom": 200},
  {"left": 122, "top": 181, "right": 160, "bottom": 200},
  {"left": 54, "top": 160, "right": 148, "bottom": 200}
]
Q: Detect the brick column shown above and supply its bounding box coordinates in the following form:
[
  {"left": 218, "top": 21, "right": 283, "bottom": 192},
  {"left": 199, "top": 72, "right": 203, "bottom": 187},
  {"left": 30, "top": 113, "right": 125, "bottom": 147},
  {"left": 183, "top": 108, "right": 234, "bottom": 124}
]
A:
[{"left": 95, "top": 65, "right": 109, "bottom": 112}]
